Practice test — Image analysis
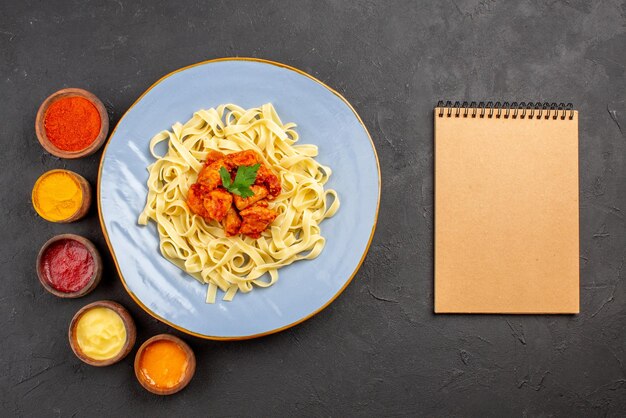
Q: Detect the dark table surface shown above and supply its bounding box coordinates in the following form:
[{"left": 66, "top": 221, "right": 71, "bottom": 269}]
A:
[{"left": 1, "top": 1, "right": 625, "bottom": 416}]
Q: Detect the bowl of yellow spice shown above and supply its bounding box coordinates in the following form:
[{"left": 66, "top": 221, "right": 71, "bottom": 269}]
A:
[
  {"left": 32, "top": 169, "right": 91, "bottom": 223},
  {"left": 69, "top": 300, "right": 136, "bottom": 367}
]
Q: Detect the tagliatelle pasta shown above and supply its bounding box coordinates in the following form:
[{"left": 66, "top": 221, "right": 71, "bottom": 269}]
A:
[{"left": 138, "top": 103, "right": 339, "bottom": 303}]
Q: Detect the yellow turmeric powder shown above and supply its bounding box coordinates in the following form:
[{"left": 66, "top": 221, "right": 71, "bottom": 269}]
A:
[{"left": 32, "top": 170, "right": 83, "bottom": 221}]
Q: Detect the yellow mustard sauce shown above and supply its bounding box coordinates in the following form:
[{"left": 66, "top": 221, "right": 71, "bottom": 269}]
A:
[{"left": 76, "top": 307, "right": 126, "bottom": 360}]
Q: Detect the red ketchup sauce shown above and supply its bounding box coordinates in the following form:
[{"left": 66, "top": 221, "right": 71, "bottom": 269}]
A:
[{"left": 40, "top": 239, "right": 94, "bottom": 293}]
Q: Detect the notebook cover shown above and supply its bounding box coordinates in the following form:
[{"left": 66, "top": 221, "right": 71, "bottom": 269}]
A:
[{"left": 434, "top": 107, "right": 579, "bottom": 313}]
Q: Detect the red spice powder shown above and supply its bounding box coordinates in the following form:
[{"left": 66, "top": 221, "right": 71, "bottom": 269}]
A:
[
  {"left": 40, "top": 239, "right": 94, "bottom": 293},
  {"left": 44, "top": 97, "right": 101, "bottom": 151}
]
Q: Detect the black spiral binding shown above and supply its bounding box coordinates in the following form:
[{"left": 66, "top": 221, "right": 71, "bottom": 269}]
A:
[{"left": 436, "top": 101, "right": 574, "bottom": 120}]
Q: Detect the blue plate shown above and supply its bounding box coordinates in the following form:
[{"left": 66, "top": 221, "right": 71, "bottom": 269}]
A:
[{"left": 98, "top": 58, "right": 380, "bottom": 339}]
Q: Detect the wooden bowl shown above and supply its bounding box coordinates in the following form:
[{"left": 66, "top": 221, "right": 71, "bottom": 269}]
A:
[
  {"left": 69, "top": 301, "right": 136, "bottom": 367},
  {"left": 36, "top": 234, "right": 102, "bottom": 298},
  {"left": 35, "top": 88, "right": 109, "bottom": 159},
  {"left": 134, "top": 334, "right": 196, "bottom": 395},
  {"left": 32, "top": 169, "right": 92, "bottom": 223}
]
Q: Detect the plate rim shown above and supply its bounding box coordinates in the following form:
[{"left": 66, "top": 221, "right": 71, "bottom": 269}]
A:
[{"left": 97, "top": 57, "right": 381, "bottom": 340}]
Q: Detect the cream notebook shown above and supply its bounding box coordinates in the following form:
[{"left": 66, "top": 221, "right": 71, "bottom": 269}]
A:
[{"left": 434, "top": 102, "right": 579, "bottom": 314}]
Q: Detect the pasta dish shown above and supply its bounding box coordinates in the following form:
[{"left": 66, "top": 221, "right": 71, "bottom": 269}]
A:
[{"left": 138, "top": 103, "right": 339, "bottom": 303}]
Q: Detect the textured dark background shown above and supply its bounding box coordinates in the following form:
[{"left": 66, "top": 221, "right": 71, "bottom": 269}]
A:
[{"left": 1, "top": 0, "right": 625, "bottom": 416}]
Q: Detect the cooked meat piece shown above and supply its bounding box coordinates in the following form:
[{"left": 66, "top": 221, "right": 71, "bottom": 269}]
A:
[
  {"left": 227, "top": 150, "right": 259, "bottom": 167},
  {"left": 255, "top": 165, "right": 281, "bottom": 199},
  {"left": 203, "top": 188, "right": 233, "bottom": 221},
  {"left": 207, "top": 157, "right": 234, "bottom": 172},
  {"left": 204, "top": 150, "right": 226, "bottom": 166},
  {"left": 190, "top": 149, "right": 282, "bottom": 238},
  {"left": 222, "top": 205, "right": 242, "bottom": 236},
  {"left": 186, "top": 183, "right": 211, "bottom": 218},
  {"left": 233, "top": 185, "right": 269, "bottom": 210},
  {"left": 239, "top": 201, "right": 278, "bottom": 239},
  {"left": 196, "top": 165, "right": 222, "bottom": 190},
  {"left": 206, "top": 150, "right": 258, "bottom": 174}
]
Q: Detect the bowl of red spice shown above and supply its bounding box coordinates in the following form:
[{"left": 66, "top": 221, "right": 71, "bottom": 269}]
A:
[
  {"left": 36, "top": 234, "right": 103, "bottom": 298},
  {"left": 35, "top": 88, "right": 109, "bottom": 159}
]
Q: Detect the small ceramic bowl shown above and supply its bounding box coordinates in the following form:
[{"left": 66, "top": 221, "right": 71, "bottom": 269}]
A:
[
  {"left": 69, "top": 300, "right": 136, "bottom": 367},
  {"left": 32, "top": 169, "right": 92, "bottom": 223},
  {"left": 35, "top": 88, "right": 109, "bottom": 159},
  {"left": 36, "top": 234, "right": 102, "bottom": 298},
  {"left": 134, "top": 334, "right": 196, "bottom": 395}
]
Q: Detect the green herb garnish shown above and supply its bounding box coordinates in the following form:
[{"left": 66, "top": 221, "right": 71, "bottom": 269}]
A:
[{"left": 219, "top": 164, "right": 261, "bottom": 198}]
